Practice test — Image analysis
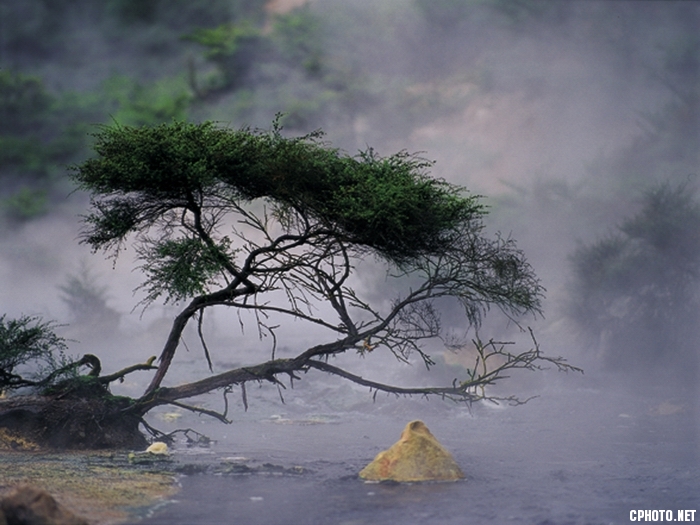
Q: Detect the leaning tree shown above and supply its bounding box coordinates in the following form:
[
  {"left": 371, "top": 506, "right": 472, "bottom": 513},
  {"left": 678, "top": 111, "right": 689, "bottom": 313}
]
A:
[{"left": 0, "top": 119, "right": 578, "bottom": 448}]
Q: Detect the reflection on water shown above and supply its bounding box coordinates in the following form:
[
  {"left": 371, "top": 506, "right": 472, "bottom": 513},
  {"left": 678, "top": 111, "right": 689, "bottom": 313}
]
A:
[{"left": 129, "top": 376, "right": 699, "bottom": 525}]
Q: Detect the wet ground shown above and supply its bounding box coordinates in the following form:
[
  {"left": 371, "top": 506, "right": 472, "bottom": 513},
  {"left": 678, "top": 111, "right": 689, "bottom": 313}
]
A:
[
  {"left": 126, "top": 373, "right": 699, "bottom": 525},
  {"left": 0, "top": 450, "right": 179, "bottom": 524}
]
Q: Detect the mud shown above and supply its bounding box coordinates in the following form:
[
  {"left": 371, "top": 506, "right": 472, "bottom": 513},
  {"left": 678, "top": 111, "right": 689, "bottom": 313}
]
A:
[{"left": 0, "top": 451, "right": 178, "bottom": 525}]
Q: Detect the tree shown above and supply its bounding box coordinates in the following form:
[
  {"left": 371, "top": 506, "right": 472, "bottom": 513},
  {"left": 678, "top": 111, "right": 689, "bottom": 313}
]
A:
[
  {"left": 567, "top": 182, "right": 700, "bottom": 377},
  {"left": 1, "top": 119, "right": 578, "bottom": 448}
]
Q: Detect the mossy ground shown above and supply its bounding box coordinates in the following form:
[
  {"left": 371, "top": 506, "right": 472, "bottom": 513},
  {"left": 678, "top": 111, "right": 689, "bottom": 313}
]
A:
[{"left": 0, "top": 449, "right": 179, "bottom": 524}]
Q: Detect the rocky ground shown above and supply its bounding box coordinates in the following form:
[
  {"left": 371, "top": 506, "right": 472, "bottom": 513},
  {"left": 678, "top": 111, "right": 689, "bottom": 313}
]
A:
[{"left": 0, "top": 450, "right": 179, "bottom": 524}]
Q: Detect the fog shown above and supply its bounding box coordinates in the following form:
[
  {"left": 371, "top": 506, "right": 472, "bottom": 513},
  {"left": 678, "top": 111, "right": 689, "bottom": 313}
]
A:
[{"left": 1, "top": 0, "right": 698, "bottom": 523}]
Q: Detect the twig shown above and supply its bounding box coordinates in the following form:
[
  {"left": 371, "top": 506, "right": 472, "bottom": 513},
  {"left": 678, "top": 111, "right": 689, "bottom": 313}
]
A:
[
  {"left": 197, "top": 311, "right": 214, "bottom": 373},
  {"left": 241, "top": 382, "right": 248, "bottom": 411},
  {"left": 161, "top": 399, "right": 231, "bottom": 424}
]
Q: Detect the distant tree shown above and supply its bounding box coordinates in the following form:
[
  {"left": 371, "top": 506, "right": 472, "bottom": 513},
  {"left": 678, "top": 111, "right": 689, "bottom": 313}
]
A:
[
  {"left": 59, "top": 263, "right": 121, "bottom": 337},
  {"left": 567, "top": 182, "right": 700, "bottom": 376},
  {"left": 0, "top": 119, "right": 578, "bottom": 448}
]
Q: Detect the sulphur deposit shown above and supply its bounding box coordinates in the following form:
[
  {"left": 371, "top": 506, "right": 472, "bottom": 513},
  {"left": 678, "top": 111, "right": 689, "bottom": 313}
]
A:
[{"left": 359, "top": 420, "right": 464, "bottom": 482}]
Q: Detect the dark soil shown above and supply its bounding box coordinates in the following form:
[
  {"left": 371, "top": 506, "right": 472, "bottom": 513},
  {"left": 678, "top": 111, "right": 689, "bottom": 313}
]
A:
[{"left": 0, "top": 386, "right": 147, "bottom": 450}]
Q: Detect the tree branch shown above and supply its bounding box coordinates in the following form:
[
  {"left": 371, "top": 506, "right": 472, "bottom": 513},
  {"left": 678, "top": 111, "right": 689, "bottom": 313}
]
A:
[
  {"left": 305, "top": 359, "right": 483, "bottom": 401},
  {"left": 98, "top": 358, "right": 158, "bottom": 385},
  {"left": 131, "top": 329, "right": 580, "bottom": 419}
]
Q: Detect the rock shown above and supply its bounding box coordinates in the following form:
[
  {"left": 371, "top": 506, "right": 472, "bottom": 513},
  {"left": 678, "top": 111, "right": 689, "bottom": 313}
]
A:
[
  {"left": 0, "top": 485, "right": 89, "bottom": 525},
  {"left": 359, "top": 420, "right": 465, "bottom": 482},
  {"left": 145, "top": 441, "right": 169, "bottom": 455}
]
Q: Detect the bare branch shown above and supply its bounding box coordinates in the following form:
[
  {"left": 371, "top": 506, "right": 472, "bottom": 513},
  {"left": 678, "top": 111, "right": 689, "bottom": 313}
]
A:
[
  {"left": 98, "top": 360, "right": 158, "bottom": 385},
  {"left": 196, "top": 310, "right": 214, "bottom": 373},
  {"left": 305, "top": 359, "right": 482, "bottom": 402},
  {"left": 240, "top": 383, "right": 248, "bottom": 411},
  {"left": 132, "top": 328, "right": 579, "bottom": 421},
  {"left": 152, "top": 398, "right": 231, "bottom": 424}
]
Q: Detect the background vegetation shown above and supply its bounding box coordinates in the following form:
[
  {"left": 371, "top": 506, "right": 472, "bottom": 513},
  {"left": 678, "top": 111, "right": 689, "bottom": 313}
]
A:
[{"left": 1, "top": 0, "right": 697, "bottom": 381}]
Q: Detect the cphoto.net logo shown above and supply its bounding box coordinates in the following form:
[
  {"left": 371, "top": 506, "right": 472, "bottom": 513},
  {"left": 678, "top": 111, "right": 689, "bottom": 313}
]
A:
[{"left": 630, "top": 510, "right": 696, "bottom": 522}]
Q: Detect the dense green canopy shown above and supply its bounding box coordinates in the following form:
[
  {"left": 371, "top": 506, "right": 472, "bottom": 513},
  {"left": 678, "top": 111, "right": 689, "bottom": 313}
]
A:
[{"left": 72, "top": 120, "right": 483, "bottom": 264}]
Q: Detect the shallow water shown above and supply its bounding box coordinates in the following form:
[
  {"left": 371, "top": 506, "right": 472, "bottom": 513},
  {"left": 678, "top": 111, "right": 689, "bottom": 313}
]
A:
[{"left": 127, "top": 374, "right": 699, "bottom": 525}]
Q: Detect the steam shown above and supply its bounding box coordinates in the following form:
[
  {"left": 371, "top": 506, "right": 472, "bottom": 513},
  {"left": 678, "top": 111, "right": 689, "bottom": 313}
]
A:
[{"left": 1, "top": 1, "right": 697, "bottom": 406}]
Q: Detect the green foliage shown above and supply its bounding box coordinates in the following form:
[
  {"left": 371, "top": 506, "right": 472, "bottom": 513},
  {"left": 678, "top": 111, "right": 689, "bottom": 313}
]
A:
[
  {"left": 72, "top": 120, "right": 484, "bottom": 268},
  {"left": 271, "top": 7, "right": 324, "bottom": 76},
  {"left": 0, "top": 70, "right": 53, "bottom": 135},
  {"left": 183, "top": 23, "right": 265, "bottom": 91},
  {"left": 138, "top": 236, "right": 234, "bottom": 304},
  {"left": 1, "top": 187, "right": 48, "bottom": 220},
  {"left": 0, "top": 70, "right": 55, "bottom": 175},
  {"left": 321, "top": 148, "right": 481, "bottom": 260},
  {"left": 0, "top": 70, "right": 100, "bottom": 221},
  {"left": 0, "top": 53, "right": 196, "bottom": 222},
  {"left": 102, "top": 75, "right": 192, "bottom": 127},
  {"left": 41, "top": 374, "right": 108, "bottom": 398},
  {"left": 182, "top": 6, "right": 372, "bottom": 124},
  {"left": 184, "top": 23, "right": 261, "bottom": 59},
  {"left": 0, "top": 315, "right": 70, "bottom": 391}
]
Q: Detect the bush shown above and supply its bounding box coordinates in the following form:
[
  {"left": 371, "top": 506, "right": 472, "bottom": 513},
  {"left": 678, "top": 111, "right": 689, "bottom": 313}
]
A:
[
  {"left": 567, "top": 182, "right": 700, "bottom": 375},
  {"left": 0, "top": 315, "right": 71, "bottom": 392}
]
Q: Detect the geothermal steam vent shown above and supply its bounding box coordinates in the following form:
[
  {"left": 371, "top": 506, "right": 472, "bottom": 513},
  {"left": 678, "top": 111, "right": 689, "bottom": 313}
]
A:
[{"left": 359, "top": 420, "right": 464, "bottom": 482}]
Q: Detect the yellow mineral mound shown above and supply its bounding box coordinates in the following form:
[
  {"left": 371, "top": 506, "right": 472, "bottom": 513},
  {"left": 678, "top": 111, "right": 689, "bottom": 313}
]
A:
[
  {"left": 145, "top": 442, "right": 169, "bottom": 455},
  {"left": 359, "top": 420, "right": 464, "bottom": 482}
]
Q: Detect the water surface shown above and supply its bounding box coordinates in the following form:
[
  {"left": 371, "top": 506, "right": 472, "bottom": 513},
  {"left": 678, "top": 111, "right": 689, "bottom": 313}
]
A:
[{"left": 129, "top": 377, "right": 699, "bottom": 525}]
